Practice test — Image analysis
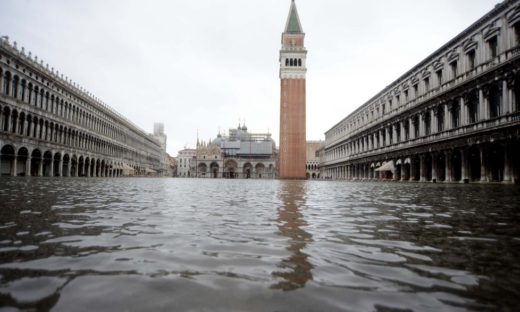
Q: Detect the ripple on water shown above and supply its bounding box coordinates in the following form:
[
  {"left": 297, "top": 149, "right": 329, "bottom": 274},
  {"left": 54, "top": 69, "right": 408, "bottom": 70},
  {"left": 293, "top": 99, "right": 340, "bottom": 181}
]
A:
[{"left": 0, "top": 178, "right": 518, "bottom": 311}]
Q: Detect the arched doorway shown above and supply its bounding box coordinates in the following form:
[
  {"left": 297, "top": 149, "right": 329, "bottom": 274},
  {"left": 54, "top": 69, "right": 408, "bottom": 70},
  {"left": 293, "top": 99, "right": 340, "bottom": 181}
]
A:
[
  {"left": 71, "top": 155, "right": 78, "bottom": 177},
  {"left": 451, "top": 150, "right": 462, "bottom": 182},
  {"left": 31, "top": 149, "right": 42, "bottom": 176},
  {"left": 210, "top": 162, "right": 219, "bottom": 178},
  {"left": 62, "top": 154, "right": 70, "bottom": 177},
  {"left": 43, "top": 151, "right": 53, "bottom": 177},
  {"left": 17, "top": 147, "right": 29, "bottom": 176},
  {"left": 53, "top": 153, "right": 62, "bottom": 177},
  {"left": 243, "top": 163, "right": 252, "bottom": 179},
  {"left": 0, "top": 145, "right": 15, "bottom": 176},
  {"left": 78, "top": 156, "right": 84, "bottom": 177},
  {"left": 197, "top": 163, "right": 207, "bottom": 177},
  {"left": 224, "top": 159, "right": 238, "bottom": 179},
  {"left": 255, "top": 163, "right": 265, "bottom": 179},
  {"left": 468, "top": 145, "right": 481, "bottom": 182}
]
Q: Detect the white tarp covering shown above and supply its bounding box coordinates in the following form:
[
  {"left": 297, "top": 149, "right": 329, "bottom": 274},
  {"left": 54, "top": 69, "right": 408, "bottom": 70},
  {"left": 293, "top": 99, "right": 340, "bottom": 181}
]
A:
[{"left": 375, "top": 160, "right": 395, "bottom": 172}]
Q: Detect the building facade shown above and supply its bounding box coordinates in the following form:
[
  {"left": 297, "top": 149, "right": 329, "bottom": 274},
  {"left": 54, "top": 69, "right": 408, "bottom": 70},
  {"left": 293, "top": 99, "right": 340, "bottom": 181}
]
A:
[
  {"left": 322, "top": 0, "right": 520, "bottom": 184},
  {"left": 279, "top": 0, "right": 307, "bottom": 179},
  {"left": 0, "top": 37, "right": 163, "bottom": 177},
  {"left": 306, "top": 141, "right": 322, "bottom": 179},
  {"left": 177, "top": 148, "right": 196, "bottom": 177},
  {"left": 178, "top": 125, "right": 277, "bottom": 179}
]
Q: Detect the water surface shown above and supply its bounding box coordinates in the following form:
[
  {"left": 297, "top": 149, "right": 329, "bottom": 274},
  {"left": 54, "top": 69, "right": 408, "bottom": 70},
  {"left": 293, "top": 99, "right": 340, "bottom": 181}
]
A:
[{"left": 0, "top": 178, "right": 519, "bottom": 311}]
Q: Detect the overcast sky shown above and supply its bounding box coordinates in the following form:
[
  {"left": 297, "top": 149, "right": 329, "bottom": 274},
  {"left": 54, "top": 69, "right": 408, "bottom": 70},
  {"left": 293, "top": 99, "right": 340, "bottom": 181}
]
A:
[{"left": 0, "top": 0, "right": 501, "bottom": 156}]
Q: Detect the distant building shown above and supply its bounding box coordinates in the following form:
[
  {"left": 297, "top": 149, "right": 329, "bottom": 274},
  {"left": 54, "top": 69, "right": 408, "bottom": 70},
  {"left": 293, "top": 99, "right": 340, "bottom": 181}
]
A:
[
  {"left": 151, "top": 122, "right": 169, "bottom": 176},
  {"left": 179, "top": 124, "right": 277, "bottom": 179},
  {"left": 177, "top": 148, "right": 196, "bottom": 177},
  {"left": 306, "top": 141, "right": 323, "bottom": 179}
]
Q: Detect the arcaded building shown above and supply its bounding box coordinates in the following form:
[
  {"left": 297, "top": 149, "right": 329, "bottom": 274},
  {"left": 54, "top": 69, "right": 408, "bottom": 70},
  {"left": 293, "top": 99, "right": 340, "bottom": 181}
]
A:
[
  {"left": 322, "top": 0, "right": 520, "bottom": 183},
  {"left": 0, "top": 38, "right": 163, "bottom": 177},
  {"left": 279, "top": 0, "right": 307, "bottom": 179},
  {"left": 193, "top": 124, "right": 276, "bottom": 179}
]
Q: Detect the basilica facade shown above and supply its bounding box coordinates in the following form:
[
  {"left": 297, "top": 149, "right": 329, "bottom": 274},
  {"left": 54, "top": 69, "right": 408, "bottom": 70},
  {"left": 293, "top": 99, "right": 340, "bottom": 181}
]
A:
[
  {"left": 186, "top": 124, "right": 276, "bottom": 179},
  {"left": 321, "top": 0, "right": 520, "bottom": 184}
]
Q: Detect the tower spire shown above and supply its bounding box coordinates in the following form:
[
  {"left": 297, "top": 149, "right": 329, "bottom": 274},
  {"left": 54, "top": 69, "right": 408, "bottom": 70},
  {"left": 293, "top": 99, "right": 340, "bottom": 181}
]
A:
[{"left": 285, "top": 0, "right": 303, "bottom": 34}]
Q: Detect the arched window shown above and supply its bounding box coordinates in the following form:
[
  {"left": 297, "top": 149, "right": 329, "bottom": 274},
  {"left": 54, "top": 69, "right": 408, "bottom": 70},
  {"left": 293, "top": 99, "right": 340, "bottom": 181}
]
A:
[
  {"left": 298, "top": 59, "right": 302, "bottom": 67},
  {"left": 27, "top": 83, "right": 33, "bottom": 104},
  {"left": 11, "top": 75, "right": 19, "bottom": 98},
  {"left": 3, "top": 71, "right": 12, "bottom": 96},
  {"left": 33, "top": 86, "right": 39, "bottom": 106},
  {"left": 290, "top": 59, "right": 294, "bottom": 66},
  {"left": 285, "top": 59, "right": 289, "bottom": 66}
]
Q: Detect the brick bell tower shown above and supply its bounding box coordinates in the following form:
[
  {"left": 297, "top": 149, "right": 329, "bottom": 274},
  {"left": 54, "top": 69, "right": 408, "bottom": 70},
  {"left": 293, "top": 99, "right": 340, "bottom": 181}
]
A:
[{"left": 279, "top": 0, "right": 307, "bottom": 179}]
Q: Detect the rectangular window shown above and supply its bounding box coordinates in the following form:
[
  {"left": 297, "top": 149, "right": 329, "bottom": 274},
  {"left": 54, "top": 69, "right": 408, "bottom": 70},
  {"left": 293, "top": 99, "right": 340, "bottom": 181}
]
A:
[
  {"left": 488, "top": 36, "right": 498, "bottom": 59},
  {"left": 467, "top": 50, "right": 476, "bottom": 70},
  {"left": 436, "top": 70, "right": 443, "bottom": 86},
  {"left": 404, "top": 90, "right": 408, "bottom": 102},
  {"left": 515, "top": 23, "right": 520, "bottom": 46},
  {"left": 451, "top": 61, "right": 458, "bottom": 79},
  {"left": 396, "top": 95, "right": 400, "bottom": 106},
  {"left": 413, "top": 84, "right": 418, "bottom": 97},
  {"left": 424, "top": 77, "right": 430, "bottom": 92}
]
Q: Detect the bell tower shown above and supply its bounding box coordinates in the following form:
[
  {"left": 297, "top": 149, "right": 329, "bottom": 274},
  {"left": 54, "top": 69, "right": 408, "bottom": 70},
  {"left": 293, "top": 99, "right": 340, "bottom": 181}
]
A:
[{"left": 279, "top": 0, "right": 307, "bottom": 179}]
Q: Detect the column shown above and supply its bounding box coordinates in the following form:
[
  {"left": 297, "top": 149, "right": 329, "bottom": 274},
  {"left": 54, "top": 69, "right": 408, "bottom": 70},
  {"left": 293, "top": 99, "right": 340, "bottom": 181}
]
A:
[
  {"left": 502, "top": 80, "right": 510, "bottom": 115},
  {"left": 503, "top": 143, "right": 512, "bottom": 182},
  {"left": 444, "top": 104, "right": 450, "bottom": 130},
  {"left": 419, "top": 154, "right": 426, "bottom": 182},
  {"left": 409, "top": 118, "right": 415, "bottom": 140},
  {"left": 410, "top": 159, "right": 415, "bottom": 181},
  {"left": 431, "top": 110, "right": 438, "bottom": 134},
  {"left": 432, "top": 153, "right": 438, "bottom": 182},
  {"left": 49, "top": 159, "right": 54, "bottom": 177},
  {"left": 25, "top": 157, "right": 31, "bottom": 177},
  {"left": 480, "top": 145, "right": 487, "bottom": 182},
  {"left": 38, "top": 159, "right": 43, "bottom": 177},
  {"left": 10, "top": 156, "right": 17, "bottom": 176},
  {"left": 479, "top": 88, "right": 487, "bottom": 121},
  {"left": 461, "top": 149, "right": 469, "bottom": 183},
  {"left": 459, "top": 96, "right": 468, "bottom": 126},
  {"left": 445, "top": 151, "right": 453, "bottom": 182},
  {"left": 58, "top": 156, "right": 63, "bottom": 177},
  {"left": 66, "top": 161, "right": 71, "bottom": 177}
]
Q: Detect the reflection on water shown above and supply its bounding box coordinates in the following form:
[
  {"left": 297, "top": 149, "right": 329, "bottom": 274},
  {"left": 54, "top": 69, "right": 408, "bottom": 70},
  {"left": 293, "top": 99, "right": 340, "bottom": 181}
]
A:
[
  {"left": 272, "top": 181, "right": 313, "bottom": 290},
  {"left": 0, "top": 178, "right": 519, "bottom": 311}
]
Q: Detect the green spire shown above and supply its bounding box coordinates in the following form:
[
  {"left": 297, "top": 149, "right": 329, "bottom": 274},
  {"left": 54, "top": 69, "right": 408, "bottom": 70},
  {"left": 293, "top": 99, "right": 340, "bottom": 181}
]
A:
[{"left": 285, "top": 0, "right": 303, "bottom": 34}]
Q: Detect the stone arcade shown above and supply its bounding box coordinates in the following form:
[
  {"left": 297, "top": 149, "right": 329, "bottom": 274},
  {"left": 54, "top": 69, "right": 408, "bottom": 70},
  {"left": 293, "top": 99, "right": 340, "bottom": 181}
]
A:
[
  {"left": 322, "top": 0, "right": 520, "bottom": 184},
  {"left": 0, "top": 38, "right": 163, "bottom": 177}
]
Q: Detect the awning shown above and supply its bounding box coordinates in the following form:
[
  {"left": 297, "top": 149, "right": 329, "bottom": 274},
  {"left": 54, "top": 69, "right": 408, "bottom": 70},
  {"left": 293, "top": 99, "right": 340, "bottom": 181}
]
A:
[
  {"left": 145, "top": 168, "right": 157, "bottom": 173},
  {"left": 375, "top": 160, "right": 395, "bottom": 172},
  {"left": 123, "top": 164, "right": 134, "bottom": 170}
]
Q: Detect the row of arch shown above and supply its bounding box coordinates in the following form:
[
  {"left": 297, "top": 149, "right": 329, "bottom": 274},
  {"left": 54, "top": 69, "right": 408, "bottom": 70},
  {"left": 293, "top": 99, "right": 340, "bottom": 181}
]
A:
[
  {"left": 0, "top": 66, "right": 160, "bottom": 155},
  {"left": 192, "top": 160, "right": 275, "bottom": 179},
  {"left": 0, "top": 102, "right": 160, "bottom": 166},
  {"left": 324, "top": 141, "right": 519, "bottom": 184},
  {"left": 0, "top": 144, "right": 133, "bottom": 177},
  {"left": 285, "top": 58, "right": 303, "bottom": 67}
]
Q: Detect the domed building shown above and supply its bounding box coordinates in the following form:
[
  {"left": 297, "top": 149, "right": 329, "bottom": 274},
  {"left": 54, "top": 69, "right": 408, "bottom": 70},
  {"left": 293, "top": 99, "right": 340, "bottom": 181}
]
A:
[{"left": 193, "top": 124, "right": 277, "bottom": 179}]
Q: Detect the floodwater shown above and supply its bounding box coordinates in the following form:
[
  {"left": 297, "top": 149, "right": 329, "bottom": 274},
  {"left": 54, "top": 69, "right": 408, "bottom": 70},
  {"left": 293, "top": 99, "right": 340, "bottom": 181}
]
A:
[{"left": 0, "top": 178, "right": 519, "bottom": 311}]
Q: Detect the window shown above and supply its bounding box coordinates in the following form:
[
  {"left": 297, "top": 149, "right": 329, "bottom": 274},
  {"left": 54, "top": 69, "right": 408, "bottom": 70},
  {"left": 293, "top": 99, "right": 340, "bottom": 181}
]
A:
[
  {"left": 467, "top": 50, "right": 476, "bottom": 70},
  {"left": 489, "top": 85, "right": 501, "bottom": 118},
  {"left": 404, "top": 90, "right": 408, "bottom": 102},
  {"left": 452, "top": 102, "right": 460, "bottom": 128},
  {"left": 437, "top": 108, "right": 444, "bottom": 132},
  {"left": 388, "top": 127, "right": 393, "bottom": 144},
  {"left": 396, "top": 95, "right": 400, "bottom": 106},
  {"left": 488, "top": 36, "right": 498, "bottom": 59},
  {"left": 436, "top": 70, "right": 443, "bottom": 86},
  {"left": 404, "top": 122, "right": 409, "bottom": 140},
  {"left": 451, "top": 61, "right": 458, "bottom": 79},
  {"left": 414, "top": 116, "right": 420, "bottom": 138},
  {"left": 413, "top": 84, "right": 418, "bottom": 97},
  {"left": 424, "top": 77, "right": 430, "bottom": 92},
  {"left": 395, "top": 124, "right": 401, "bottom": 142},
  {"left": 515, "top": 22, "right": 520, "bottom": 46},
  {"left": 468, "top": 93, "right": 479, "bottom": 123},
  {"left": 424, "top": 113, "right": 431, "bottom": 136}
]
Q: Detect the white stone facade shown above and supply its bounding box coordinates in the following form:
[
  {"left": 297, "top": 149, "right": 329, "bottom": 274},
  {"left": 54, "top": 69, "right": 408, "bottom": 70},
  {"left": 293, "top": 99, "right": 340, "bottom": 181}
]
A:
[{"left": 322, "top": 0, "right": 520, "bottom": 183}]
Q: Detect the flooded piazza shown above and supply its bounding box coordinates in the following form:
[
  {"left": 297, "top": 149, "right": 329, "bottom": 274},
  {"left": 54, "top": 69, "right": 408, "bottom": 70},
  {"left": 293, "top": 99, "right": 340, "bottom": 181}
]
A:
[{"left": 0, "top": 178, "right": 518, "bottom": 311}]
